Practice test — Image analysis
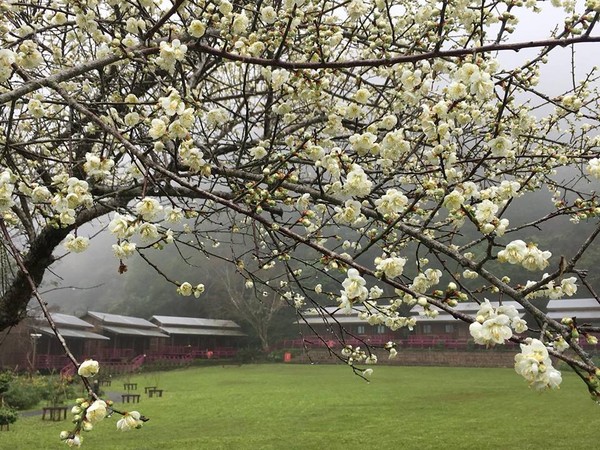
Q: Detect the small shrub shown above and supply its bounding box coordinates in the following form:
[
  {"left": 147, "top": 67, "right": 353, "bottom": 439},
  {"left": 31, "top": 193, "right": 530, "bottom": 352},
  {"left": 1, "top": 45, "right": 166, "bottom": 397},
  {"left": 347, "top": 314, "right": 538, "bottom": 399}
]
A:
[
  {"left": 235, "top": 347, "right": 264, "bottom": 363},
  {"left": 3, "top": 377, "right": 43, "bottom": 410},
  {"left": 0, "top": 406, "right": 17, "bottom": 426},
  {"left": 0, "top": 372, "right": 13, "bottom": 395},
  {"left": 40, "top": 376, "right": 77, "bottom": 406}
]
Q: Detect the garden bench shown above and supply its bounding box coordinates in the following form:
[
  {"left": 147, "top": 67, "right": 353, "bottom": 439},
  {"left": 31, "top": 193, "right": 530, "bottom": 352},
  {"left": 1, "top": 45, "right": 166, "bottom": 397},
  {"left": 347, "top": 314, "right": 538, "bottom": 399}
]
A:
[
  {"left": 144, "top": 386, "right": 157, "bottom": 394},
  {"left": 42, "top": 406, "right": 68, "bottom": 421},
  {"left": 148, "top": 388, "right": 164, "bottom": 398},
  {"left": 121, "top": 394, "right": 140, "bottom": 403},
  {"left": 123, "top": 382, "right": 138, "bottom": 391}
]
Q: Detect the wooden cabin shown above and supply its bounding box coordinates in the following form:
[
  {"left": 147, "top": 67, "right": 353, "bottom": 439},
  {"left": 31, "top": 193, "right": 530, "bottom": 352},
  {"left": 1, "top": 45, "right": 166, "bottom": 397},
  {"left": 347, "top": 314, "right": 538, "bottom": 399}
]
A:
[
  {"left": 290, "top": 301, "right": 525, "bottom": 350},
  {"left": 0, "top": 313, "right": 108, "bottom": 372},
  {"left": 150, "top": 315, "right": 245, "bottom": 359},
  {"left": 81, "top": 311, "right": 168, "bottom": 360}
]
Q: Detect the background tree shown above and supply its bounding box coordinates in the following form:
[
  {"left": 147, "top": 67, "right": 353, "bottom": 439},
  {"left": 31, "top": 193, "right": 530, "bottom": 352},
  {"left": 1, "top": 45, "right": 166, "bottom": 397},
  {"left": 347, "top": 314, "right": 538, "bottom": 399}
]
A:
[
  {"left": 1, "top": 0, "right": 600, "bottom": 418},
  {"left": 217, "top": 264, "right": 291, "bottom": 352}
]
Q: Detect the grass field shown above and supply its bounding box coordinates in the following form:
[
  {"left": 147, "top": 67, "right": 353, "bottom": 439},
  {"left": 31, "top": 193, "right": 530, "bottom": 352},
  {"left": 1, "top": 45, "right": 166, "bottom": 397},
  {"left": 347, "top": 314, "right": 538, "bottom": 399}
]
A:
[{"left": 2, "top": 364, "right": 598, "bottom": 449}]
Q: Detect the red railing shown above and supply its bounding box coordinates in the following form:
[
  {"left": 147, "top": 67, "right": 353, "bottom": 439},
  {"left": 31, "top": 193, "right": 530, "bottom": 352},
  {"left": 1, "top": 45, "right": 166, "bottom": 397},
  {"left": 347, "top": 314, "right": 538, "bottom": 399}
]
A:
[{"left": 277, "top": 335, "right": 477, "bottom": 350}]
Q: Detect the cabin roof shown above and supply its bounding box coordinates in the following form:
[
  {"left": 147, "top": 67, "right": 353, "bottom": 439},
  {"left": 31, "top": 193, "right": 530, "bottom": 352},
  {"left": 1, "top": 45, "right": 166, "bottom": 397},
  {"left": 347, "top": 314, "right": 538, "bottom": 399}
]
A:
[
  {"left": 86, "top": 311, "right": 156, "bottom": 328},
  {"left": 151, "top": 315, "right": 241, "bottom": 329}
]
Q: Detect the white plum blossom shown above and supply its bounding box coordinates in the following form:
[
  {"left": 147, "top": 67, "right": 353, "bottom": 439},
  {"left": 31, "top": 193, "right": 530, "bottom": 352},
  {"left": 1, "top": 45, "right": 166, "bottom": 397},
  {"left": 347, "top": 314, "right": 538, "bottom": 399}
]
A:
[
  {"left": 83, "top": 153, "right": 114, "bottom": 180},
  {"left": 347, "top": 0, "right": 369, "bottom": 20},
  {"left": 375, "top": 256, "right": 407, "bottom": 279},
  {"left": 156, "top": 39, "right": 187, "bottom": 73},
  {"left": 116, "top": 411, "right": 144, "bottom": 431},
  {"left": 514, "top": 339, "right": 562, "bottom": 391},
  {"left": 0, "top": 169, "right": 15, "bottom": 212},
  {"left": 63, "top": 234, "right": 90, "bottom": 253},
  {"left": 353, "top": 88, "right": 371, "bottom": 104},
  {"left": 177, "top": 282, "right": 193, "bottom": 296},
  {"left": 86, "top": 400, "right": 107, "bottom": 424},
  {"left": 469, "top": 300, "right": 526, "bottom": 346},
  {"left": 219, "top": 0, "right": 233, "bottom": 14},
  {"left": 109, "top": 213, "right": 135, "bottom": 239},
  {"left": 27, "top": 98, "right": 44, "bottom": 118},
  {"left": 206, "top": 108, "right": 229, "bottom": 126},
  {"left": 135, "top": 197, "right": 163, "bottom": 221},
  {"left": 379, "top": 115, "right": 398, "bottom": 130},
  {"left": 0, "top": 49, "right": 16, "bottom": 82},
  {"left": 497, "top": 240, "right": 528, "bottom": 265},
  {"left": 469, "top": 315, "right": 512, "bottom": 346},
  {"left": 31, "top": 185, "right": 51, "bottom": 203},
  {"left": 561, "top": 277, "right": 578, "bottom": 296},
  {"left": 334, "top": 199, "right": 364, "bottom": 225},
  {"left": 497, "top": 240, "right": 551, "bottom": 271},
  {"left": 77, "top": 359, "right": 99, "bottom": 378},
  {"left": 380, "top": 131, "right": 410, "bottom": 161},
  {"left": 261, "top": 6, "right": 277, "bottom": 24},
  {"left": 443, "top": 190, "right": 465, "bottom": 212},
  {"left": 375, "top": 188, "right": 408, "bottom": 217},
  {"left": 232, "top": 13, "right": 249, "bottom": 34},
  {"left": 410, "top": 269, "right": 442, "bottom": 293},
  {"left": 271, "top": 69, "right": 290, "bottom": 90},
  {"left": 474, "top": 199, "right": 498, "bottom": 224},
  {"left": 149, "top": 118, "right": 168, "bottom": 140},
  {"left": 250, "top": 145, "right": 268, "bottom": 159},
  {"left": 341, "top": 268, "right": 368, "bottom": 305},
  {"left": 17, "top": 40, "right": 43, "bottom": 69},
  {"left": 112, "top": 241, "right": 137, "bottom": 259},
  {"left": 64, "top": 435, "right": 82, "bottom": 447},
  {"left": 193, "top": 284, "right": 205, "bottom": 298},
  {"left": 164, "top": 206, "right": 184, "bottom": 223},
  {"left": 521, "top": 245, "right": 552, "bottom": 271},
  {"left": 587, "top": 158, "right": 600, "bottom": 179},
  {"left": 189, "top": 20, "right": 206, "bottom": 38},
  {"left": 138, "top": 223, "right": 159, "bottom": 242},
  {"left": 349, "top": 132, "right": 377, "bottom": 155},
  {"left": 343, "top": 165, "right": 372, "bottom": 197},
  {"left": 488, "top": 136, "right": 514, "bottom": 158}
]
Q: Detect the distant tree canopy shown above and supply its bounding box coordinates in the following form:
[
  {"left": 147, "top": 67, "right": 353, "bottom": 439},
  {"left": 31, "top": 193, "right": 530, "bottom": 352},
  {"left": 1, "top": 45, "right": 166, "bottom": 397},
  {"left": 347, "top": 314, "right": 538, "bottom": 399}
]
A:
[{"left": 2, "top": 0, "right": 600, "bottom": 409}]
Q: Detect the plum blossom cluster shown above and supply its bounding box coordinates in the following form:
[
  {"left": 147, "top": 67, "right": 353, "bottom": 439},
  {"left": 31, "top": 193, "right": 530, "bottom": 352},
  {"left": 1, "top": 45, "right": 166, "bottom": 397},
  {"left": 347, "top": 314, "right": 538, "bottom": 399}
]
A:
[
  {"left": 177, "top": 282, "right": 205, "bottom": 298},
  {"left": 0, "top": 169, "right": 15, "bottom": 215},
  {"left": 514, "top": 339, "right": 562, "bottom": 391},
  {"left": 61, "top": 360, "right": 145, "bottom": 447},
  {"left": 469, "top": 300, "right": 528, "bottom": 346},
  {"left": 523, "top": 275, "right": 578, "bottom": 299},
  {"left": 340, "top": 345, "right": 372, "bottom": 366},
  {"left": 358, "top": 301, "right": 417, "bottom": 332},
  {"left": 497, "top": 240, "right": 552, "bottom": 271},
  {"left": 338, "top": 268, "right": 369, "bottom": 311}
]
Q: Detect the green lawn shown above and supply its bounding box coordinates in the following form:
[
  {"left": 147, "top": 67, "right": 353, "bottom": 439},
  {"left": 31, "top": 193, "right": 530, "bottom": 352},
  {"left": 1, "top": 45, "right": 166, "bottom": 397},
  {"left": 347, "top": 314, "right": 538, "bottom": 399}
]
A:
[{"left": 2, "top": 364, "right": 598, "bottom": 449}]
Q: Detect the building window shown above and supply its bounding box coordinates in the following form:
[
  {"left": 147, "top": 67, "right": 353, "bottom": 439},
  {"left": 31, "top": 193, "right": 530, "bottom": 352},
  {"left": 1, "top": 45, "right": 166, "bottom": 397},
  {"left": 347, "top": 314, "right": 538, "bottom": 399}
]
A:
[
  {"left": 357, "top": 325, "right": 366, "bottom": 334},
  {"left": 445, "top": 324, "right": 454, "bottom": 334},
  {"left": 422, "top": 324, "right": 432, "bottom": 334},
  {"left": 377, "top": 325, "right": 386, "bottom": 334}
]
